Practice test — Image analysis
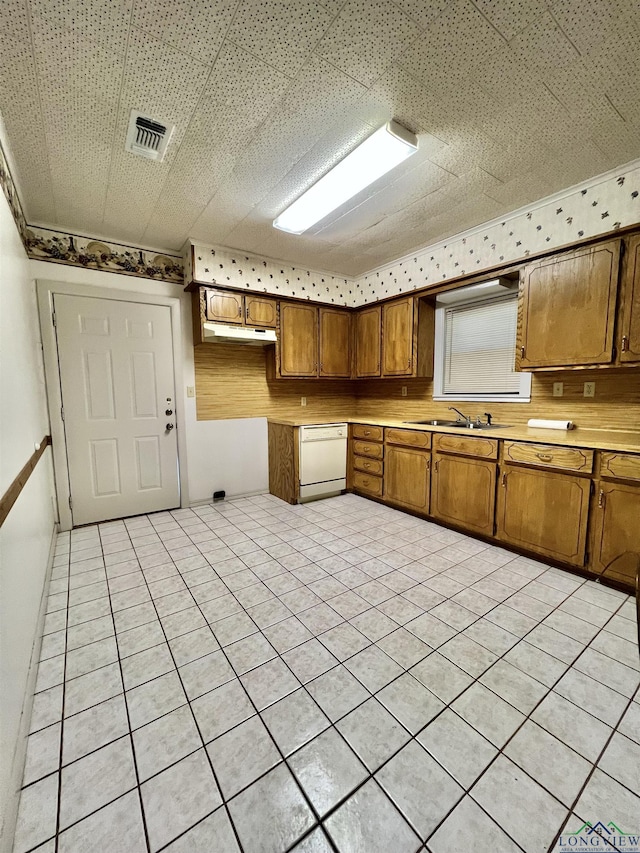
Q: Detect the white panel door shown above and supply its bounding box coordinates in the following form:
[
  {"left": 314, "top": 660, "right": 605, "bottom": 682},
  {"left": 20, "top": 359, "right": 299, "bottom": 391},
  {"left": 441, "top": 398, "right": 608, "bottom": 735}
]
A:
[{"left": 55, "top": 294, "right": 179, "bottom": 525}]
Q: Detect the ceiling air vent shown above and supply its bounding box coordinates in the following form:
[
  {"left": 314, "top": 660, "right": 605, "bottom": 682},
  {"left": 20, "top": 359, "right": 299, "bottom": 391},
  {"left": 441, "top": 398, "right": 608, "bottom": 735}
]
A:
[{"left": 125, "top": 110, "right": 175, "bottom": 162}]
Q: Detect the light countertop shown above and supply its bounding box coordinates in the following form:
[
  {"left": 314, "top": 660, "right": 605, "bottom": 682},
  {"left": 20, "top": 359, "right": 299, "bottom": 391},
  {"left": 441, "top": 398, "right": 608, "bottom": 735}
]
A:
[{"left": 267, "top": 416, "right": 640, "bottom": 453}]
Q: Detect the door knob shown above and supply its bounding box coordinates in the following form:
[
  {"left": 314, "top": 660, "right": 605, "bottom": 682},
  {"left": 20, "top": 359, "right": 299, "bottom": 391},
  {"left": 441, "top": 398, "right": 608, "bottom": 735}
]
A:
[{"left": 166, "top": 423, "right": 174, "bottom": 431}]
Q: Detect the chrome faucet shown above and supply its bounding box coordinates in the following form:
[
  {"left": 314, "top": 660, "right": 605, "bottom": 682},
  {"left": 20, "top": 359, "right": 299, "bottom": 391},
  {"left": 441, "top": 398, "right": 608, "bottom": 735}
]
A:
[{"left": 448, "top": 406, "right": 471, "bottom": 426}]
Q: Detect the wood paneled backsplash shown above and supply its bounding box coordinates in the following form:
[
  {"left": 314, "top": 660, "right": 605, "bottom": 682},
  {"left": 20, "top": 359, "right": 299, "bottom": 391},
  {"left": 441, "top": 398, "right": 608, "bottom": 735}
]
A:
[
  {"left": 194, "top": 345, "right": 355, "bottom": 420},
  {"left": 354, "top": 370, "right": 640, "bottom": 431},
  {"left": 195, "top": 346, "right": 639, "bottom": 428}
]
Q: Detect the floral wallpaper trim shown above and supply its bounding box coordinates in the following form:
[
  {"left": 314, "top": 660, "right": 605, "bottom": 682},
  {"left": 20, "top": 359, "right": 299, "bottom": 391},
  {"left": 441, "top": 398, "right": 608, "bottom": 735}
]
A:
[
  {"left": 0, "top": 140, "right": 184, "bottom": 285},
  {"left": 353, "top": 160, "right": 640, "bottom": 306},
  {"left": 189, "top": 241, "right": 355, "bottom": 307},
  {"left": 26, "top": 225, "right": 184, "bottom": 284},
  {"left": 0, "top": 138, "right": 29, "bottom": 244}
]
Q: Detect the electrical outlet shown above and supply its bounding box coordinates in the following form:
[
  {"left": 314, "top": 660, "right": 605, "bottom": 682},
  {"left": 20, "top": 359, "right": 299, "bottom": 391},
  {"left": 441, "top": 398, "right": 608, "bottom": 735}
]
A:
[
  {"left": 301, "top": 396, "right": 307, "bottom": 407},
  {"left": 186, "top": 386, "right": 195, "bottom": 398},
  {"left": 401, "top": 386, "right": 408, "bottom": 397},
  {"left": 552, "top": 382, "right": 563, "bottom": 397},
  {"left": 583, "top": 381, "right": 595, "bottom": 398}
]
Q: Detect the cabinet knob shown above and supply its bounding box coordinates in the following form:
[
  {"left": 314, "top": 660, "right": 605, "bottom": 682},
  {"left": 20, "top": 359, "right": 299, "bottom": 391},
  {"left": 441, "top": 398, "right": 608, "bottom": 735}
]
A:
[{"left": 598, "top": 489, "right": 605, "bottom": 508}]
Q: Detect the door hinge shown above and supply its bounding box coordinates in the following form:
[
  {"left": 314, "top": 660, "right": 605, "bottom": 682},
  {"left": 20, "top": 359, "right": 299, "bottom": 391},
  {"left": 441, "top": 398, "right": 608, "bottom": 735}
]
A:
[
  {"left": 52, "top": 311, "right": 57, "bottom": 327},
  {"left": 60, "top": 407, "right": 65, "bottom": 422},
  {"left": 68, "top": 495, "right": 73, "bottom": 509}
]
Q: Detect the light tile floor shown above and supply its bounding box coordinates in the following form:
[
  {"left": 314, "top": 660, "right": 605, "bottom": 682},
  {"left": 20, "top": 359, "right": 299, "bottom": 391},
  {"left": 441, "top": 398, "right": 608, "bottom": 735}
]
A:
[{"left": 13, "top": 493, "right": 640, "bottom": 853}]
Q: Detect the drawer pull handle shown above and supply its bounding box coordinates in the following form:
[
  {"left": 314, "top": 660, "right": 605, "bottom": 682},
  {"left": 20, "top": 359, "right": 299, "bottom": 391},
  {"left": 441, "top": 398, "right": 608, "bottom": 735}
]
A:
[
  {"left": 621, "top": 335, "right": 629, "bottom": 352},
  {"left": 362, "top": 478, "right": 370, "bottom": 485},
  {"left": 501, "top": 472, "right": 507, "bottom": 487},
  {"left": 362, "top": 445, "right": 370, "bottom": 452},
  {"left": 598, "top": 489, "right": 605, "bottom": 508},
  {"left": 536, "top": 453, "right": 553, "bottom": 462},
  {"left": 363, "top": 462, "right": 371, "bottom": 468},
  {"left": 434, "top": 460, "right": 439, "bottom": 473},
  {"left": 427, "top": 459, "right": 431, "bottom": 471},
  {"left": 520, "top": 346, "right": 525, "bottom": 358},
  {"left": 363, "top": 430, "right": 371, "bottom": 436}
]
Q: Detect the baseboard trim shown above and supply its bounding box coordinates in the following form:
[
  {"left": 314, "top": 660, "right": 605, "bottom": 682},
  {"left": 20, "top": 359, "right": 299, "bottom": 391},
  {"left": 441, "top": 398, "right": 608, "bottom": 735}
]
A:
[{"left": 0, "top": 522, "right": 58, "bottom": 853}]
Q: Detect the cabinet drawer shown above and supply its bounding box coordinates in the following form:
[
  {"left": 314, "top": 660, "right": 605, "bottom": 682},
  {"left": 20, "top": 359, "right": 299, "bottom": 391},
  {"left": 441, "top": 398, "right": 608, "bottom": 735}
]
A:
[
  {"left": 600, "top": 451, "right": 640, "bottom": 482},
  {"left": 433, "top": 433, "right": 498, "bottom": 460},
  {"left": 353, "top": 471, "right": 383, "bottom": 497},
  {"left": 385, "top": 428, "right": 431, "bottom": 449},
  {"left": 352, "top": 440, "right": 384, "bottom": 459},
  {"left": 504, "top": 441, "right": 593, "bottom": 473},
  {"left": 352, "top": 424, "right": 383, "bottom": 441},
  {"left": 353, "top": 456, "right": 384, "bottom": 476}
]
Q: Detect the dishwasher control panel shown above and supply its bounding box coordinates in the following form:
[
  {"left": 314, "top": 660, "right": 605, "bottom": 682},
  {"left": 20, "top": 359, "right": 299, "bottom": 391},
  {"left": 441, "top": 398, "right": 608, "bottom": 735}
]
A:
[{"left": 299, "top": 423, "right": 347, "bottom": 441}]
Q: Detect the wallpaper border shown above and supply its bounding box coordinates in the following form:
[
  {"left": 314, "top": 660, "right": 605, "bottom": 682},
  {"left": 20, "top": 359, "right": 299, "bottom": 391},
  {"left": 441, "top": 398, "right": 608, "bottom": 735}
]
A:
[{"left": 0, "top": 139, "right": 184, "bottom": 286}]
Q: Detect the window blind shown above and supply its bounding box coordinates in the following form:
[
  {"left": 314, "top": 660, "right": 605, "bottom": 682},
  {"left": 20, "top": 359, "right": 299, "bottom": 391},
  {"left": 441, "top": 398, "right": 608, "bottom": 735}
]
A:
[{"left": 443, "top": 296, "right": 520, "bottom": 395}]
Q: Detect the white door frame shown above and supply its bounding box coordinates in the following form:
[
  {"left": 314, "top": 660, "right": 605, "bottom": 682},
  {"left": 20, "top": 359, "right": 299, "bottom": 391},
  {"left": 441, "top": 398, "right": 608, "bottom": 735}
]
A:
[{"left": 37, "top": 279, "right": 188, "bottom": 531}]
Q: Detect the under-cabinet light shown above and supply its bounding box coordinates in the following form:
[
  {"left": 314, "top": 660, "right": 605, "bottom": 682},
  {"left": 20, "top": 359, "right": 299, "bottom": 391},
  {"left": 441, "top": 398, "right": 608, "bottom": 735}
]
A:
[{"left": 273, "top": 120, "right": 418, "bottom": 235}]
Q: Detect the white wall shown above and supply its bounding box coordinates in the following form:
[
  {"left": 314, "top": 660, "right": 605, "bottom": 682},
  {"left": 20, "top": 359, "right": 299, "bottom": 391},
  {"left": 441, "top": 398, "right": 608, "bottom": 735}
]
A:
[{"left": 0, "top": 191, "right": 56, "bottom": 849}]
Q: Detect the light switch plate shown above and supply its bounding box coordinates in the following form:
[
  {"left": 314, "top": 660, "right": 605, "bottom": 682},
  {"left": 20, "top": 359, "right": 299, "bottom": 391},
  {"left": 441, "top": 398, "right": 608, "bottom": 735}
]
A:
[
  {"left": 186, "top": 386, "right": 195, "bottom": 398},
  {"left": 552, "top": 382, "right": 563, "bottom": 397},
  {"left": 583, "top": 381, "right": 595, "bottom": 398}
]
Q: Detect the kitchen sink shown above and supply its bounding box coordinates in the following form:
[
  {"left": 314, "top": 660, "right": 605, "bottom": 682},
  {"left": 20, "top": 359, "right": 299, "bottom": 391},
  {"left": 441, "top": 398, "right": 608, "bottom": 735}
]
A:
[{"left": 404, "top": 420, "right": 511, "bottom": 431}]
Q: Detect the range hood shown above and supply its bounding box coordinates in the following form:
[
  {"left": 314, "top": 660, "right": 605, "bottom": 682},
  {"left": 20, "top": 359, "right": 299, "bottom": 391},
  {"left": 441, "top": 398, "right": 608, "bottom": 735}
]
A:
[{"left": 202, "top": 322, "right": 277, "bottom": 345}]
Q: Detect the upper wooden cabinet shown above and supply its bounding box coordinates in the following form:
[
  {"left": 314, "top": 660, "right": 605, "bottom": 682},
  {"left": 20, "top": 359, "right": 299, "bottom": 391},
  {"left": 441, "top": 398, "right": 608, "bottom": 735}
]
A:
[
  {"left": 204, "top": 288, "right": 277, "bottom": 328},
  {"left": 275, "top": 302, "right": 351, "bottom": 378},
  {"left": 245, "top": 294, "right": 278, "bottom": 328},
  {"left": 354, "top": 306, "right": 381, "bottom": 377},
  {"left": 279, "top": 303, "right": 319, "bottom": 377},
  {"left": 205, "top": 289, "right": 243, "bottom": 324},
  {"left": 517, "top": 239, "right": 621, "bottom": 369},
  {"left": 319, "top": 308, "right": 351, "bottom": 378},
  {"left": 353, "top": 296, "right": 434, "bottom": 379},
  {"left": 619, "top": 233, "right": 640, "bottom": 363},
  {"left": 383, "top": 297, "right": 414, "bottom": 376}
]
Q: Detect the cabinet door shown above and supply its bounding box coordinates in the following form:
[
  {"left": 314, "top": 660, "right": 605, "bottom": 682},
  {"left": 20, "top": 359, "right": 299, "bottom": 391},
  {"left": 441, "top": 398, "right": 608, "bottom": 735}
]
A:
[
  {"left": 518, "top": 240, "right": 620, "bottom": 368},
  {"left": 245, "top": 295, "right": 277, "bottom": 328},
  {"left": 382, "top": 297, "right": 414, "bottom": 376},
  {"left": 319, "top": 308, "right": 351, "bottom": 377},
  {"left": 355, "top": 306, "right": 381, "bottom": 377},
  {"left": 279, "top": 303, "right": 318, "bottom": 377},
  {"left": 619, "top": 233, "right": 640, "bottom": 363},
  {"left": 205, "top": 289, "right": 243, "bottom": 324},
  {"left": 384, "top": 446, "right": 430, "bottom": 513},
  {"left": 591, "top": 481, "right": 640, "bottom": 589},
  {"left": 431, "top": 453, "right": 496, "bottom": 536},
  {"left": 496, "top": 467, "right": 590, "bottom": 566}
]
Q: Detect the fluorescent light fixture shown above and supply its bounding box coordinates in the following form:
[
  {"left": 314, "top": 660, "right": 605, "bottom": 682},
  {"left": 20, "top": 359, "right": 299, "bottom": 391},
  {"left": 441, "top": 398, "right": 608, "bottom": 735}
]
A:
[{"left": 273, "top": 120, "right": 418, "bottom": 235}]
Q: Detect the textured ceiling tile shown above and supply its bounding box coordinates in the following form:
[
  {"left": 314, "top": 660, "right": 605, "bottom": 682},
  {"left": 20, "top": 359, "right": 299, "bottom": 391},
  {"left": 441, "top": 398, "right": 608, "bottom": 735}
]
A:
[
  {"left": 508, "top": 12, "right": 580, "bottom": 74},
  {"left": 391, "top": 0, "right": 450, "bottom": 30},
  {"left": 101, "top": 26, "right": 210, "bottom": 240},
  {"left": 0, "top": 1, "right": 56, "bottom": 221},
  {"left": 142, "top": 42, "right": 292, "bottom": 246},
  {"left": 226, "top": 0, "right": 335, "bottom": 77},
  {"left": 29, "top": 14, "right": 127, "bottom": 232},
  {"left": 399, "top": 0, "right": 508, "bottom": 88},
  {"left": 314, "top": 155, "right": 455, "bottom": 243},
  {"left": 590, "top": 115, "right": 640, "bottom": 166},
  {"left": 131, "top": 0, "right": 237, "bottom": 64},
  {"left": 544, "top": 64, "right": 624, "bottom": 135},
  {"left": 472, "top": 0, "right": 548, "bottom": 41},
  {"left": 218, "top": 56, "right": 367, "bottom": 208},
  {"left": 549, "top": 0, "right": 640, "bottom": 56},
  {"left": 29, "top": 0, "right": 133, "bottom": 52},
  {"left": 315, "top": 0, "right": 421, "bottom": 87}
]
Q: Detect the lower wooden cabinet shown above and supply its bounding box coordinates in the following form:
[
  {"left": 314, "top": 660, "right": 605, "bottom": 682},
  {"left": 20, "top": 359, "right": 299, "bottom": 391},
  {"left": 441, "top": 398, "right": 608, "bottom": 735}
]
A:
[
  {"left": 384, "top": 445, "right": 430, "bottom": 513},
  {"left": 496, "top": 466, "right": 590, "bottom": 566},
  {"left": 431, "top": 453, "right": 496, "bottom": 536},
  {"left": 590, "top": 480, "right": 640, "bottom": 587}
]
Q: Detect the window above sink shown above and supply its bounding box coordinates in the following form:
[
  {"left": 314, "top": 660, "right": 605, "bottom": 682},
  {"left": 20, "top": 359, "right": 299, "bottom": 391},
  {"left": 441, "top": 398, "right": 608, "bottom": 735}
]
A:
[{"left": 432, "top": 280, "right": 532, "bottom": 403}]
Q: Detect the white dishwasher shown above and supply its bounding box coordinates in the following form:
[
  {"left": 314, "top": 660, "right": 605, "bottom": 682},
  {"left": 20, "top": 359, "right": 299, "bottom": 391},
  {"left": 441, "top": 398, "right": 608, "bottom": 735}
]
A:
[{"left": 299, "top": 423, "right": 348, "bottom": 502}]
